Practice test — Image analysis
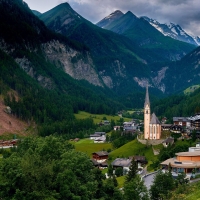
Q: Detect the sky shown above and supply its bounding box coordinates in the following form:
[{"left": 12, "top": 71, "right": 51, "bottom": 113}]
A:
[{"left": 24, "top": 0, "right": 200, "bottom": 36}]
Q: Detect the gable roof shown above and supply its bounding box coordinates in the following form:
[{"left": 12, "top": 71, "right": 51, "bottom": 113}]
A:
[
  {"left": 150, "top": 113, "right": 160, "bottom": 124},
  {"left": 92, "top": 151, "right": 109, "bottom": 156},
  {"left": 111, "top": 158, "right": 132, "bottom": 167}
]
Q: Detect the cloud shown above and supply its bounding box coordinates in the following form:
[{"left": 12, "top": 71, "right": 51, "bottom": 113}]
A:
[{"left": 25, "top": 0, "right": 200, "bottom": 36}]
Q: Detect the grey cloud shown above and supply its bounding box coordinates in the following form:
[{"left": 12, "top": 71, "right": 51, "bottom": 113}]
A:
[{"left": 25, "top": 0, "right": 200, "bottom": 36}]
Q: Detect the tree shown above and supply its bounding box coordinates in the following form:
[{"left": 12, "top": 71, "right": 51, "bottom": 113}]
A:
[
  {"left": 103, "top": 178, "right": 123, "bottom": 200},
  {"left": 115, "top": 167, "right": 123, "bottom": 177},
  {"left": 107, "top": 164, "right": 114, "bottom": 177},
  {"left": 123, "top": 175, "right": 149, "bottom": 200},
  {"left": 0, "top": 136, "right": 101, "bottom": 200},
  {"left": 125, "top": 158, "right": 138, "bottom": 182},
  {"left": 150, "top": 171, "right": 175, "bottom": 200},
  {"left": 191, "top": 130, "right": 197, "bottom": 142}
]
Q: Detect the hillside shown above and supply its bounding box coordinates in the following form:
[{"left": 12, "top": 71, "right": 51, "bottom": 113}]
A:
[
  {"left": 0, "top": 97, "right": 28, "bottom": 135},
  {"left": 0, "top": 0, "right": 126, "bottom": 136},
  {"left": 39, "top": 3, "right": 173, "bottom": 96}
]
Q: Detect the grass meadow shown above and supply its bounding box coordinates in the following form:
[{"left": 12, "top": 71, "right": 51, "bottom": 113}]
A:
[
  {"left": 74, "top": 111, "right": 131, "bottom": 124},
  {"left": 71, "top": 138, "right": 112, "bottom": 158}
]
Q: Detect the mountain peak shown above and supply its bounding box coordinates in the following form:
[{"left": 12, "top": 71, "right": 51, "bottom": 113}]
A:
[
  {"left": 126, "top": 11, "right": 137, "bottom": 17},
  {"left": 96, "top": 10, "right": 124, "bottom": 28}
]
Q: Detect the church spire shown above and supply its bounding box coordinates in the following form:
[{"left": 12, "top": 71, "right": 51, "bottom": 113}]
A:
[{"left": 144, "top": 85, "right": 150, "bottom": 107}]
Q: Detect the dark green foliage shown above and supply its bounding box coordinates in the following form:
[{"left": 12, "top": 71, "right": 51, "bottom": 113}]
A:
[
  {"left": 125, "top": 159, "right": 138, "bottom": 182},
  {"left": 152, "top": 88, "right": 200, "bottom": 121},
  {"left": 159, "top": 143, "right": 190, "bottom": 162},
  {"left": 103, "top": 178, "right": 123, "bottom": 200},
  {"left": 0, "top": 136, "right": 121, "bottom": 200},
  {"left": 150, "top": 171, "right": 175, "bottom": 200},
  {"left": 110, "top": 130, "right": 136, "bottom": 149},
  {"left": 0, "top": 136, "right": 95, "bottom": 199},
  {"left": 123, "top": 175, "right": 149, "bottom": 200},
  {"left": 115, "top": 167, "right": 123, "bottom": 177},
  {"left": 107, "top": 164, "right": 114, "bottom": 177}
]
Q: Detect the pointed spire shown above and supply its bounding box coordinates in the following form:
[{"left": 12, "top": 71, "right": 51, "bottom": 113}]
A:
[{"left": 144, "top": 85, "right": 150, "bottom": 107}]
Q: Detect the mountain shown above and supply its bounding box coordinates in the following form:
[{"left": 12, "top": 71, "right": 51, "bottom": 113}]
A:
[
  {"left": 96, "top": 10, "right": 124, "bottom": 28},
  {"left": 142, "top": 16, "right": 200, "bottom": 46},
  {"left": 0, "top": 0, "right": 126, "bottom": 136},
  {"left": 97, "top": 11, "right": 195, "bottom": 61},
  {"left": 32, "top": 10, "right": 42, "bottom": 17},
  {"left": 39, "top": 3, "right": 167, "bottom": 96}
]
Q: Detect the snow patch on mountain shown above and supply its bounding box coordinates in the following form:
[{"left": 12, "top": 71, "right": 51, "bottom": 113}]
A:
[{"left": 142, "top": 16, "right": 199, "bottom": 46}]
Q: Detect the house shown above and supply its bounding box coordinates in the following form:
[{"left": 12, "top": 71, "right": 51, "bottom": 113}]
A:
[
  {"left": 188, "top": 114, "right": 200, "bottom": 128},
  {"left": 92, "top": 151, "right": 109, "bottom": 163},
  {"left": 91, "top": 159, "right": 108, "bottom": 169},
  {"left": 111, "top": 158, "right": 132, "bottom": 172},
  {"left": 170, "top": 125, "right": 183, "bottom": 133},
  {"left": 161, "top": 151, "right": 200, "bottom": 178},
  {"left": 173, "top": 117, "right": 190, "bottom": 127},
  {"left": 161, "top": 124, "right": 172, "bottom": 131},
  {"left": 90, "top": 132, "right": 105, "bottom": 140},
  {"left": 103, "top": 120, "right": 110, "bottom": 125},
  {"left": 94, "top": 135, "right": 106, "bottom": 143},
  {"left": 129, "top": 156, "right": 147, "bottom": 167},
  {"left": 161, "top": 117, "right": 167, "bottom": 124},
  {"left": 162, "top": 137, "right": 174, "bottom": 147}
]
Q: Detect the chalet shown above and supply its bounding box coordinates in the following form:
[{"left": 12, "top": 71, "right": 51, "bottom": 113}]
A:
[
  {"left": 170, "top": 125, "right": 183, "bottom": 133},
  {"left": 91, "top": 159, "right": 108, "bottom": 169},
  {"left": 129, "top": 156, "right": 147, "bottom": 167},
  {"left": 94, "top": 135, "right": 106, "bottom": 143},
  {"left": 161, "top": 117, "right": 167, "bottom": 124},
  {"left": 162, "top": 137, "right": 174, "bottom": 147},
  {"left": 103, "top": 120, "right": 110, "bottom": 125},
  {"left": 92, "top": 151, "right": 109, "bottom": 163},
  {"left": 90, "top": 132, "right": 105, "bottom": 140},
  {"left": 173, "top": 117, "right": 190, "bottom": 127},
  {"left": 161, "top": 151, "right": 200, "bottom": 178},
  {"left": 188, "top": 114, "right": 200, "bottom": 128},
  {"left": 161, "top": 124, "right": 172, "bottom": 131},
  {"left": 111, "top": 158, "right": 132, "bottom": 171}
]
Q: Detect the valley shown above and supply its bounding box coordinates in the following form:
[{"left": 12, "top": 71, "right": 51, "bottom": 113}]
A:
[{"left": 0, "top": 0, "right": 200, "bottom": 199}]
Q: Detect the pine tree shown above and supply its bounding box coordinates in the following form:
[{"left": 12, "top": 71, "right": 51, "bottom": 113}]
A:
[{"left": 126, "top": 158, "right": 138, "bottom": 182}]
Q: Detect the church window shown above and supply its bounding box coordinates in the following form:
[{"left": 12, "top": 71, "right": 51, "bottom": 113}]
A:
[{"left": 146, "top": 110, "right": 148, "bottom": 114}]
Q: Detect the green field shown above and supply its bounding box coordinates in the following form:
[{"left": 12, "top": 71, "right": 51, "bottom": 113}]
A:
[
  {"left": 109, "top": 140, "right": 157, "bottom": 163},
  {"left": 116, "top": 176, "right": 125, "bottom": 188},
  {"left": 74, "top": 111, "right": 131, "bottom": 124},
  {"left": 184, "top": 85, "right": 200, "bottom": 95},
  {"left": 72, "top": 139, "right": 112, "bottom": 157}
]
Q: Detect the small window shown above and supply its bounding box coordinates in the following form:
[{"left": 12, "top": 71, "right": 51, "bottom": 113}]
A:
[{"left": 146, "top": 110, "right": 148, "bottom": 114}]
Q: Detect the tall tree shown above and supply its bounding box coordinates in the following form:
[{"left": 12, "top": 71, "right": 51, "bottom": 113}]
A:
[
  {"left": 123, "top": 175, "right": 149, "bottom": 200},
  {"left": 150, "top": 171, "right": 175, "bottom": 200},
  {"left": 125, "top": 158, "right": 138, "bottom": 182}
]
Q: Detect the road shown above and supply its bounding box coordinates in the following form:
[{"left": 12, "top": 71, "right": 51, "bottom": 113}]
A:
[{"left": 143, "top": 173, "right": 157, "bottom": 189}]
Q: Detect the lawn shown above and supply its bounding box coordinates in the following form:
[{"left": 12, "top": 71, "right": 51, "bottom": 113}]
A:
[
  {"left": 74, "top": 111, "right": 131, "bottom": 124},
  {"left": 116, "top": 176, "right": 125, "bottom": 188},
  {"left": 72, "top": 139, "right": 112, "bottom": 157},
  {"left": 109, "top": 139, "right": 157, "bottom": 163}
]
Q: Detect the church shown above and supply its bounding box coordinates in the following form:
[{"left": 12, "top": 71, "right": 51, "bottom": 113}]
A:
[{"left": 144, "top": 87, "right": 161, "bottom": 140}]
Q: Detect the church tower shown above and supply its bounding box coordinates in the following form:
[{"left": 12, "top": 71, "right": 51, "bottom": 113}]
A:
[{"left": 144, "top": 86, "right": 150, "bottom": 139}]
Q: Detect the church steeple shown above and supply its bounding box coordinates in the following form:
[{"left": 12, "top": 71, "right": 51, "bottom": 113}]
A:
[{"left": 144, "top": 85, "right": 150, "bottom": 107}]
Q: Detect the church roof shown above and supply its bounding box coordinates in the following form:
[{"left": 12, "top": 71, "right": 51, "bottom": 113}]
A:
[
  {"left": 150, "top": 113, "right": 161, "bottom": 124},
  {"left": 144, "top": 86, "right": 150, "bottom": 107}
]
